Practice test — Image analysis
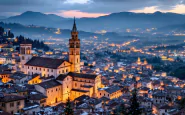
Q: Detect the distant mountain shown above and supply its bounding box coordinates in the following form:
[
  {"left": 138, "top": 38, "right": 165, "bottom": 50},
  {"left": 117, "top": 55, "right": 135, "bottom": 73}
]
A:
[
  {"left": 2, "top": 11, "right": 185, "bottom": 32},
  {"left": 0, "top": 22, "right": 131, "bottom": 43},
  {"left": 2, "top": 11, "right": 68, "bottom": 28},
  {"left": 158, "top": 23, "right": 185, "bottom": 33},
  {"left": 0, "top": 16, "right": 7, "bottom": 19}
]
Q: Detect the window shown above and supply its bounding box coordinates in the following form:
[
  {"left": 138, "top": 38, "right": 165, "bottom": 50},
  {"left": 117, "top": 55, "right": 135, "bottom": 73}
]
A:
[
  {"left": 66, "top": 69, "right": 68, "bottom": 72},
  {"left": 48, "top": 91, "right": 49, "bottom": 93},
  {"left": 48, "top": 69, "right": 49, "bottom": 72},
  {"left": 51, "top": 69, "right": 53, "bottom": 72},
  {"left": 28, "top": 66, "right": 29, "bottom": 69},
  {"left": 36, "top": 68, "right": 37, "bottom": 70},
  {"left": 56, "top": 88, "right": 57, "bottom": 91},
  {"left": 62, "top": 70, "right": 64, "bottom": 73},
  {"left": 40, "top": 68, "right": 41, "bottom": 71},
  {"left": 32, "top": 67, "right": 33, "bottom": 69},
  {"left": 17, "top": 101, "right": 20, "bottom": 106},
  {"left": 22, "top": 56, "right": 24, "bottom": 60},
  {"left": 75, "top": 83, "right": 77, "bottom": 87},
  {"left": 10, "top": 102, "right": 14, "bottom": 107},
  {"left": 108, "top": 94, "right": 109, "bottom": 97},
  {"left": 100, "top": 93, "right": 101, "bottom": 95},
  {"left": 2, "top": 103, "right": 5, "bottom": 107}
]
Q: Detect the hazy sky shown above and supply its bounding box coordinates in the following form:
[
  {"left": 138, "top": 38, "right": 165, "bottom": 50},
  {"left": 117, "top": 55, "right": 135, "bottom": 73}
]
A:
[{"left": 0, "top": 0, "right": 185, "bottom": 17}]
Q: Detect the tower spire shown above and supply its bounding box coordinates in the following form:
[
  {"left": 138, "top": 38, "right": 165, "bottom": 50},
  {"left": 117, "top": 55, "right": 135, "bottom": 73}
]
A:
[{"left": 72, "top": 17, "right": 77, "bottom": 32}]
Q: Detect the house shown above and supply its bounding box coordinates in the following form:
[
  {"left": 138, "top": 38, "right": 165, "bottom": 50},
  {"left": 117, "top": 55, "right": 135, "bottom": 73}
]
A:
[
  {"left": 98, "top": 85, "right": 122, "bottom": 99},
  {"left": 0, "top": 93, "right": 25, "bottom": 114},
  {"left": 35, "top": 80, "right": 62, "bottom": 106},
  {"left": 22, "top": 103, "right": 40, "bottom": 115},
  {"left": 9, "top": 72, "right": 29, "bottom": 84},
  {"left": 153, "top": 91, "right": 167, "bottom": 104}
]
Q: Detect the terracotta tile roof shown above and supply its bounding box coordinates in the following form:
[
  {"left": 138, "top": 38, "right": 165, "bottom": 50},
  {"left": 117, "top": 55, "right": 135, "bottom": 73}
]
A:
[
  {"left": 68, "top": 72, "right": 97, "bottom": 79},
  {"left": 37, "top": 80, "right": 61, "bottom": 89},
  {"left": 0, "top": 93, "right": 25, "bottom": 102},
  {"left": 25, "top": 57, "right": 68, "bottom": 69}
]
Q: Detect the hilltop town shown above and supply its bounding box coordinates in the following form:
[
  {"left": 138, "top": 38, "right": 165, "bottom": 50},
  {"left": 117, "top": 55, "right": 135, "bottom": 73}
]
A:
[{"left": 0, "top": 19, "right": 185, "bottom": 115}]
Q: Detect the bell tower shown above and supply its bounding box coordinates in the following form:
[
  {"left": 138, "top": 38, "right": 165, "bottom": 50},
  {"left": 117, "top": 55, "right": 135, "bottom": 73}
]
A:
[
  {"left": 20, "top": 42, "right": 32, "bottom": 72},
  {"left": 69, "top": 17, "right": 80, "bottom": 73}
]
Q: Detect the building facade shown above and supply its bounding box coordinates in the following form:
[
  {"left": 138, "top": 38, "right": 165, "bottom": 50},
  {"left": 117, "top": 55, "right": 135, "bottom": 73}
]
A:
[{"left": 20, "top": 18, "right": 80, "bottom": 78}]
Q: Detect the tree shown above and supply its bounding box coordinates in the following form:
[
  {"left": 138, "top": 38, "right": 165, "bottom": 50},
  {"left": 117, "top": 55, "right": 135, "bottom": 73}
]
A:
[
  {"left": 0, "top": 27, "right": 4, "bottom": 36},
  {"left": 113, "top": 102, "right": 127, "bottom": 115},
  {"left": 64, "top": 98, "right": 73, "bottom": 115},
  {"left": 128, "top": 85, "right": 142, "bottom": 115},
  {"left": 178, "top": 98, "right": 185, "bottom": 110}
]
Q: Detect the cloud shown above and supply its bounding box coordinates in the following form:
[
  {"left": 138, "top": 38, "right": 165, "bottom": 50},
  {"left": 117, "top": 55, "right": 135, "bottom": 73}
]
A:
[
  {"left": 53, "top": 10, "right": 108, "bottom": 18},
  {"left": 131, "top": 4, "right": 185, "bottom": 14},
  {"left": 64, "top": 0, "right": 92, "bottom": 4},
  {"left": 0, "top": 0, "right": 185, "bottom": 17}
]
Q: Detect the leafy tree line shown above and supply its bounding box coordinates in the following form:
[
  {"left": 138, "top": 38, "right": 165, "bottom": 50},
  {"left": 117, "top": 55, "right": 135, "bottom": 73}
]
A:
[
  {"left": 146, "top": 56, "right": 162, "bottom": 64},
  {"left": 0, "top": 26, "right": 49, "bottom": 51},
  {"left": 14, "top": 35, "right": 49, "bottom": 51}
]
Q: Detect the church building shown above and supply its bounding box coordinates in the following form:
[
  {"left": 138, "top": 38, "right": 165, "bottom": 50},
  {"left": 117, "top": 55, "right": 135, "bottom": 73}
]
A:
[
  {"left": 19, "top": 18, "right": 102, "bottom": 104},
  {"left": 20, "top": 18, "right": 81, "bottom": 78}
]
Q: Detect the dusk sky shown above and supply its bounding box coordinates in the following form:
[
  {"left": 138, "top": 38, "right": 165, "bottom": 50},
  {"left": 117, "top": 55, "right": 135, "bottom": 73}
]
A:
[{"left": 0, "top": 0, "right": 185, "bottom": 18}]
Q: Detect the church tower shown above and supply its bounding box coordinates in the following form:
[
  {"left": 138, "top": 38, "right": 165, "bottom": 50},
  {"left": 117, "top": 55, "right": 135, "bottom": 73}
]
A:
[
  {"left": 137, "top": 57, "right": 141, "bottom": 65},
  {"left": 20, "top": 42, "right": 32, "bottom": 72},
  {"left": 69, "top": 18, "right": 80, "bottom": 73}
]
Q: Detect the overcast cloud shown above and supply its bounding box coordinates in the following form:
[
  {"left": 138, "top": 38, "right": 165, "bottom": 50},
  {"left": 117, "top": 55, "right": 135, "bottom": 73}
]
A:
[{"left": 0, "top": 0, "right": 185, "bottom": 17}]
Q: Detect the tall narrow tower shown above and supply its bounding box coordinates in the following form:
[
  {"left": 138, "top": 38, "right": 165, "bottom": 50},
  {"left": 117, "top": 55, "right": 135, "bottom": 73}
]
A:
[
  {"left": 69, "top": 18, "right": 80, "bottom": 73},
  {"left": 20, "top": 42, "right": 32, "bottom": 72}
]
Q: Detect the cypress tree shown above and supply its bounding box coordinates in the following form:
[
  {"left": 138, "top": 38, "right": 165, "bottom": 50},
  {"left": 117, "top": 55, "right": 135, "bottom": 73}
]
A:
[
  {"left": 128, "top": 78, "right": 142, "bottom": 115},
  {"left": 64, "top": 98, "right": 74, "bottom": 115}
]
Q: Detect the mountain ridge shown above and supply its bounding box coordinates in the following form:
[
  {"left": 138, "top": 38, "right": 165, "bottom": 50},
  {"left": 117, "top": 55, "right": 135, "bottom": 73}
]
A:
[{"left": 1, "top": 11, "right": 185, "bottom": 32}]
